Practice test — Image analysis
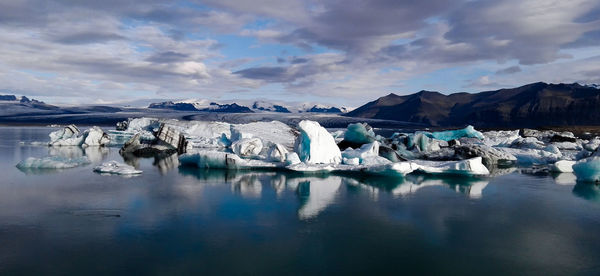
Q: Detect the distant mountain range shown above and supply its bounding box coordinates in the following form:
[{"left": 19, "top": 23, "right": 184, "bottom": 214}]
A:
[
  {"left": 346, "top": 82, "right": 600, "bottom": 128},
  {"left": 148, "top": 99, "right": 349, "bottom": 114}
]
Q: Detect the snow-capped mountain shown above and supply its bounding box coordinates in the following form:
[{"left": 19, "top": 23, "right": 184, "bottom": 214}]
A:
[
  {"left": 148, "top": 99, "right": 350, "bottom": 114},
  {"left": 149, "top": 100, "right": 253, "bottom": 113}
]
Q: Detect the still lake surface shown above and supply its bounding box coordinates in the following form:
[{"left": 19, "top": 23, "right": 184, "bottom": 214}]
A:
[{"left": 1, "top": 126, "right": 600, "bottom": 275}]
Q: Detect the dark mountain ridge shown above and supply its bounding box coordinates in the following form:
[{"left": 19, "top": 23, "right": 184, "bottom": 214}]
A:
[{"left": 346, "top": 82, "right": 600, "bottom": 127}]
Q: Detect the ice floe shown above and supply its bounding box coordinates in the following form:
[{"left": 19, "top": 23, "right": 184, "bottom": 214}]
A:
[{"left": 93, "top": 161, "right": 142, "bottom": 175}]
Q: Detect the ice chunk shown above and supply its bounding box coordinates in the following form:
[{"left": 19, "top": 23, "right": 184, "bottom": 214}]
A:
[
  {"left": 482, "top": 130, "right": 520, "bottom": 146},
  {"left": 16, "top": 156, "right": 90, "bottom": 169},
  {"left": 49, "top": 125, "right": 110, "bottom": 147},
  {"left": 584, "top": 137, "right": 600, "bottom": 151},
  {"left": 509, "top": 137, "right": 545, "bottom": 149},
  {"left": 413, "top": 157, "right": 490, "bottom": 176},
  {"left": 551, "top": 141, "right": 581, "bottom": 151},
  {"left": 429, "top": 125, "right": 484, "bottom": 141},
  {"left": 125, "top": 117, "right": 161, "bottom": 133},
  {"left": 93, "top": 161, "right": 142, "bottom": 175},
  {"left": 82, "top": 126, "right": 110, "bottom": 147},
  {"left": 49, "top": 125, "right": 80, "bottom": 143},
  {"left": 496, "top": 147, "right": 562, "bottom": 165},
  {"left": 285, "top": 152, "right": 301, "bottom": 165},
  {"left": 267, "top": 143, "right": 289, "bottom": 162},
  {"left": 454, "top": 144, "right": 517, "bottom": 167},
  {"left": 551, "top": 160, "right": 576, "bottom": 173},
  {"left": 573, "top": 156, "right": 600, "bottom": 182},
  {"left": 341, "top": 141, "right": 379, "bottom": 163},
  {"left": 342, "top": 157, "right": 360, "bottom": 165},
  {"left": 343, "top": 123, "right": 376, "bottom": 144},
  {"left": 231, "top": 121, "right": 296, "bottom": 150},
  {"left": 231, "top": 138, "right": 263, "bottom": 157},
  {"left": 179, "top": 151, "right": 279, "bottom": 170},
  {"left": 295, "top": 120, "right": 342, "bottom": 164}
]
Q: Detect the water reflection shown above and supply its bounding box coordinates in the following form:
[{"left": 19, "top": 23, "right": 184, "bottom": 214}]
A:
[
  {"left": 121, "top": 151, "right": 179, "bottom": 174},
  {"left": 553, "top": 173, "right": 577, "bottom": 185},
  {"left": 178, "top": 167, "right": 489, "bottom": 220},
  {"left": 47, "top": 146, "right": 109, "bottom": 163},
  {"left": 572, "top": 182, "right": 600, "bottom": 203}
]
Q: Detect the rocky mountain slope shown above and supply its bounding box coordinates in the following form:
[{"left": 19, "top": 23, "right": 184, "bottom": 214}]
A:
[{"left": 346, "top": 82, "right": 600, "bottom": 127}]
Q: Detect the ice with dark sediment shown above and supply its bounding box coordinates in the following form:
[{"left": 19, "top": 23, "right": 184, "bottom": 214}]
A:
[{"left": 28, "top": 115, "right": 600, "bottom": 183}]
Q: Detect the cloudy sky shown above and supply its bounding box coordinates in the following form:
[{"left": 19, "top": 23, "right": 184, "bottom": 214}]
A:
[{"left": 0, "top": 0, "right": 599, "bottom": 106}]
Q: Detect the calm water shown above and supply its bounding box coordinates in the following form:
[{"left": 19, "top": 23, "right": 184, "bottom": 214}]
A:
[{"left": 1, "top": 126, "right": 600, "bottom": 275}]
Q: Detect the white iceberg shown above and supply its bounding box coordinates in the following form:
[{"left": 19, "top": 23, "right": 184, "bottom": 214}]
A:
[
  {"left": 341, "top": 141, "right": 379, "bottom": 163},
  {"left": 231, "top": 138, "right": 263, "bottom": 157},
  {"left": 93, "top": 161, "right": 142, "bottom": 175},
  {"left": 285, "top": 152, "right": 301, "bottom": 165},
  {"left": 573, "top": 156, "right": 600, "bottom": 182},
  {"left": 482, "top": 130, "right": 520, "bottom": 146},
  {"left": 49, "top": 125, "right": 110, "bottom": 147},
  {"left": 550, "top": 160, "right": 576, "bottom": 173},
  {"left": 49, "top": 125, "right": 80, "bottom": 144},
  {"left": 16, "top": 156, "right": 90, "bottom": 169},
  {"left": 412, "top": 157, "right": 490, "bottom": 176},
  {"left": 295, "top": 120, "right": 341, "bottom": 164},
  {"left": 231, "top": 121, "right": 296, "bottom": 150},
  {"left": 267, "top": 143, "right": 289, "bottom": 162},
  {"left": 82, "top": 126, "right": 111, "bottom": 147}
]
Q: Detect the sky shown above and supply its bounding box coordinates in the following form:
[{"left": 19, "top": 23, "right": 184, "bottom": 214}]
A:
[{"left": 0, "top": 0, "right": 599, "bottom": 107}]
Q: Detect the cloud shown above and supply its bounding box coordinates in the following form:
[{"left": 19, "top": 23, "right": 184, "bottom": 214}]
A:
[
  {"left": 0, "top": 0, "right": 599, "bottom": 105},
  {"left": 496, "top": 66, "right": 522, "bottom": 75}
]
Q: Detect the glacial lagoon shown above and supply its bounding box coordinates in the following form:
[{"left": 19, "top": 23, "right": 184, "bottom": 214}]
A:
[{"left": 2, "top": 126, "right": 600, "bottom": 275}]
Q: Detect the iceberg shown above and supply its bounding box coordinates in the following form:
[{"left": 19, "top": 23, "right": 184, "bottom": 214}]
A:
[
  {"left": 429, "top": 125, "right": 484, "bottom": 141},
  {"left": 231, "top": 121, "right": 296, "bottom": 150},
  {"left": 343, "top": 123, "right": 376, "bottom": 144},
  {"left": 49, "top": 125, "right": 110, "bottom": 147},
  {"left": 49, "top": 125, "right": 80, "bottom": 144},
  {"left": 285, "top": 152, "right": 301, "bottom": 165},
  {"left": 341, "top": 141, "right": 379, "bottom": 163},
  {"left": 551, "top": 160, "right": 576, "bottom": 173},
  {"left": 413, "top": 157, "right": 490, "bottom": 176},
  {"left": 82, "top": 126, "right": 111, "bottom": 147},
  {"left": 231, "top": 138, "right": 263, "bottom": 157},
  {"left": 454, "top": 144, "right": 517, "bottom": 167},
  {"left": 93, "top": 161, "right": 142, "bottom": 175},
  {"left": 573, "top": 156, "right": 600, "bottom": 182},
  {"left": 267, "top": 143, "right": 289, "bottom": 162},
  {"left": 482, "top": 130, "right": 520, "bottom": 146},
  {"left": 179, "top": 151, "right": 279, "bottom": 170},
  {"left": 295, "top": 120, "right": 342, "bottom": 164},
  {"left": 16, "top": 156, "right": 90, "bottom": 169}
]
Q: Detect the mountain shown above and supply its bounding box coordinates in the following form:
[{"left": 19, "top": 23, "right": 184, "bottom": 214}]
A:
[
  {"left": 148, "top": 99, "right": 349, "bottom": 114},
  {"left": 251, "top": 101, "right": 291, "bottom": 113},
  {"left": 346, "top": 82, "right": 600, "bottom": 127},
  {"left": 0, "top": 94, "right": 60, "bottom": 112},
  {"left": 301, "top": 104, "right": 348, "bottom": 113},
  {"left": 149, "top": 100, "right": 254, "bottom": 113}
]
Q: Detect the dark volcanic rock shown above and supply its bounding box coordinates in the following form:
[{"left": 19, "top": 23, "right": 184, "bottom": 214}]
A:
[{"left": 346, "top": 82, "right": 600, "bottom": 128}]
